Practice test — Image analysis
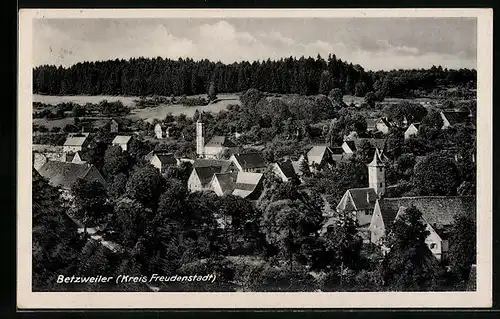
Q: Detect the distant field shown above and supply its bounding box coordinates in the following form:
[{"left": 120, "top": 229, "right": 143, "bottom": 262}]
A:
[
  {"left": 32, "top": 93, "right": 241, "bottom": 127},
  {"left": 130, "top": 98, "right": 240, "bottom": 123},
  {"left": 33, "top": 117, "right": 75, "bottom": 129}
]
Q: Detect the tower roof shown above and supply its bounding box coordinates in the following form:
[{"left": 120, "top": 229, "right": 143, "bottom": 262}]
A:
[{"left": 368, "top": 148, "right": 385, "bottom": 167}]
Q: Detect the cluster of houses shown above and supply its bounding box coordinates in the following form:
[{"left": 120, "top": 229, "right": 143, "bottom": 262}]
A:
[{"left": 33, "top": 108, "right": 476, "bottom": 264}]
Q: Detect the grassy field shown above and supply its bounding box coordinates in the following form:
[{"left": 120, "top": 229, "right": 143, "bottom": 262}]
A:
[
  {"left": 129, "top": 98, "right": 240, "bottom": 123},
  {"left": 33, "top": 117, "right": 75, "bottom": 129}
]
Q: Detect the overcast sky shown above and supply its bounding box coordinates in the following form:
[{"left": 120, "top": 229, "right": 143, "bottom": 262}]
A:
[{"left": 33, "top": 18, "right": 477, "bottom": 71}]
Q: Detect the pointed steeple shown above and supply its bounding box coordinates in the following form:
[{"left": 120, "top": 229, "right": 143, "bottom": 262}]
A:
[{"left": 368, "top": 148, "right": 385, "bottom": 167}]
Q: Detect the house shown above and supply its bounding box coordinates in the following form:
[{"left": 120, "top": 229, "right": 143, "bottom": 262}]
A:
[
  {"left": 368, "top": 196, "right": 475, "bottom": 261},
  {"left": 63, "top": 132, "right": 91, "bottom": 153},
  {"left": 232, "top": 172, "right": 264, "bottom": 200},
  {"left": 154, "top": 123, "right": 164, "bottom": 139},
  {"left": 299, "top": 145, "right": 334, "bottom": 171},
  {"left": 336, "top": 149, "right": 386, "bottom": 241},
  {"left": 110, "top": 119, "right": 120, "bottom": 133},
  {"left": 342, "top": 138, "right": 387, "bottom": 155},
  {"left": 404, "top": 123, "right": 421, "bottom": 140},
  {"left": 112, "top": 135, "right": 132, "bottom": 151},
  {"left": 209, "top": 172, "right": 238, "bottom": 196},
  {"left": 188, "top": 165, "right": 224, "bottom": 192},
  {"left": 230, "top": 153, "right": 267, "bottom": 173},
  {"left": 342, "top": 141, "right": 357, "bottom": 154},
  {"left": 204, "top": 136, "right": 240, "bottom": 159},
  {"left": 440, "top": 111, "right": 471, "bottom": 129},
  {"left": 149, "top": 151, "right": 178, "bottom": 173},
  {"left": 375, "top": 117, "right": 392, "bottom": 134},
  {"left": 37, "top": 161, "right": 107, "bottom": 193},
  {"left": 271, "top": 160, "right": 298, "bottom": 183}
]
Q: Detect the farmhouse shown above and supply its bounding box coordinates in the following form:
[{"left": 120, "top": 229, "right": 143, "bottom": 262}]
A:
[
  {"left": 375, "top": 117, "right": 392, "bottom": 134},
  {"left": 63, "top": 132, "right": 91, "bottom": 153},
  {"left": 148, "top": 151, "right": 178, "bottom": 173},
  {"left": 440, "top": 111, "right": 471, "bottom": 129},
  {"left": 230, "top": 153, "right": 267, "bottom": 173},
  {"left": 188, "top": 166, "right": 224, "bottom": 192},
  {"left": 298, "top": 145, "right": 334, "bottom": 171},
  {"left": 209, "top": 172, "right": 238, "bottom": 196},
  {"left": 37, "top": 161, "right": 107, "bottom": 195},
  {"left": 231, "top": 172, "right": 264, "bottom": 200},
  {"left": 404, "top": 123, "right": 421, "bottom": 140},
  {"left": 368, "top": 196, "right": 475, "bottom": 261},
  {"left": 271, "top": 160, "right": 298, "bottom": 183},
  {"left": 112, "top": 135, "right": 132, "bottom": 151}
]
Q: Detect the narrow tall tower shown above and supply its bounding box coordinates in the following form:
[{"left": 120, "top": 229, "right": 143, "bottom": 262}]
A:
[
  {"left": 196, "top": 117, "right": 205, "bottom": 158},
  {"left": 368, "top": 148, "right": 386, "bottom": 197}
]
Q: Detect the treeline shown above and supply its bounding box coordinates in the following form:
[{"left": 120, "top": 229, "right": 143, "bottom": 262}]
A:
[{"left": 33, "top": 55, "right": 476, "bottom": 98}]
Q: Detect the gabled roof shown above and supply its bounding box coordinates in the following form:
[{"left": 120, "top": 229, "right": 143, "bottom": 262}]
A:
[
  {"left": 307, "top": 145, "right": 331, "bottom": 166},
  {"left": 193, "top": 159, "right": 234, "bottom": 172},
  {"left": 274, "top": 160, "right": 297, "bottom": 179},
  {"left": 112, "top": 135, "right": 132, "bottom": 145},
  {"left": 337, "top": 187, "right": 378, "bottom": 212},
  {"left": 205, "top": 136, "right": 237, "bottom": 148},
  {"left": 232, "top": 172, "right": 263, "bottom": 199},
  {"left": 441, "top": 111, "right": 470, "bottom": 125},
  {"left": 213, "top": 172, "right": 238, "bottom": 195},
  {"left": 154, "top": 153, "right": 177, "bottom": 165},
  {"left": 193, "top": 166, "right": 223, "bottom": 187},
  {"left": 410, "top": 122, "right": 421, "bottom": 130},
  {"left": 63, "top": 133, "right": 90, "bottom": 147},
  {"left": 375, "top": 199, "right": 401, "bottom": 226},
  {"left": 232, "top": 153, "right": 267, "bottom": 170},
  {"left": 381, "top": 196, "right": 476, "bottom": 228},
  {"left": 377, "top": 117, "right": 392, "bottom": 128},
  {"left": 37, "top": 161, "right": 101, "bottom": 189},
  {"left": 343, "top": 141, "right": 357, "bottom": 152}
]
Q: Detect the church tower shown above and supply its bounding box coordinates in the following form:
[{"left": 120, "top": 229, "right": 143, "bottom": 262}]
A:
[
  {"left": 368, "top": 148, "right": 385, "bottom": 197},
  {"left": 196, "top": 116, "right": 205, "bottom": 158}
]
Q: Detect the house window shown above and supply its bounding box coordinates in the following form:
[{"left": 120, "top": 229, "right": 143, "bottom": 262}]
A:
[
  {"left": 380, "top": 182, "right": 383, "bottom": 188},
  {"left": 379, "top": 167, "right": 383, "bottom": 172},
  {"left": 429, "top": 243, "right": 437, "bottom": 249}
]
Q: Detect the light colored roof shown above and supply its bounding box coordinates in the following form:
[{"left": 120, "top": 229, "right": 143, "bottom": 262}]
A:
[
  {"left": 232, "top": 172, "right": 263, "bottom": 199},
  {"left": 307, "top": 145, "right": 330, "bottom": 165},
  {"left": 205, "top": 136, "right": 237, "bottom": 147},
  {"left": 112, "top": 135, "right": 132, "bottom": 145},
  {"left": 37, "top": 161, "right": 104, "bottom": 189},
  {"left": 64, "top": 133, "right": 90, "bottom": 147}
]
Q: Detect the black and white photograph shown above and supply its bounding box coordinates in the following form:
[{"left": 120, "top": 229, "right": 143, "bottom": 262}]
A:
[{"left": 18, "top": 9, "right": 492, "bottom": 308}]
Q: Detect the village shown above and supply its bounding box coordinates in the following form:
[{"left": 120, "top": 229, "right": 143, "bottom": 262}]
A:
[{"left": 32, "top": 84, "right": 477, "bottom": 292}]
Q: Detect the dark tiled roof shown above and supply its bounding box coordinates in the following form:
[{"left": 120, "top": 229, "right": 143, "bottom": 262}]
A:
[
  {"left": 193, "top": 159, "right": 235, "bottom": 172},
  {"left": 442, "top": 111, "right": 470, "bottom": 125},
  {"left": 205, "top": 136, "right": 237, "bottom": 147},
  {"left": 232, "top": 153, "right": 267, "bottom": 169},
  {"left": 344, "top": 141, "right": 356, "bottom": 151},
  {"left": 194, "top": 166, "right": 223, "bottom": 186},
  {"left": 382, "top": 196, "right": 476, "bottom": 228},
  {"left": 276, "top": 160, "right": 297, "bottom": 179},
  {"left": 214, "top": 172, "right": 237, "bottom": 194},
  {"left": 38, "top": 161, "right": 99, "bottom": 189},
  {"left": 155, "top": 153, "right": 177, "bottom": 165},
  {"left": 348, "top": 188, "right": 378, "bottom": 211},
  {"left": 377, "top": 199, "right": 401, "bottom": 226}
]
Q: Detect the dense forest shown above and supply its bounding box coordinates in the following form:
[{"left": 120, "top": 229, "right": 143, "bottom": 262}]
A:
[{"left": 33, "top": 55, "right": 476, "bottom": 98}]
